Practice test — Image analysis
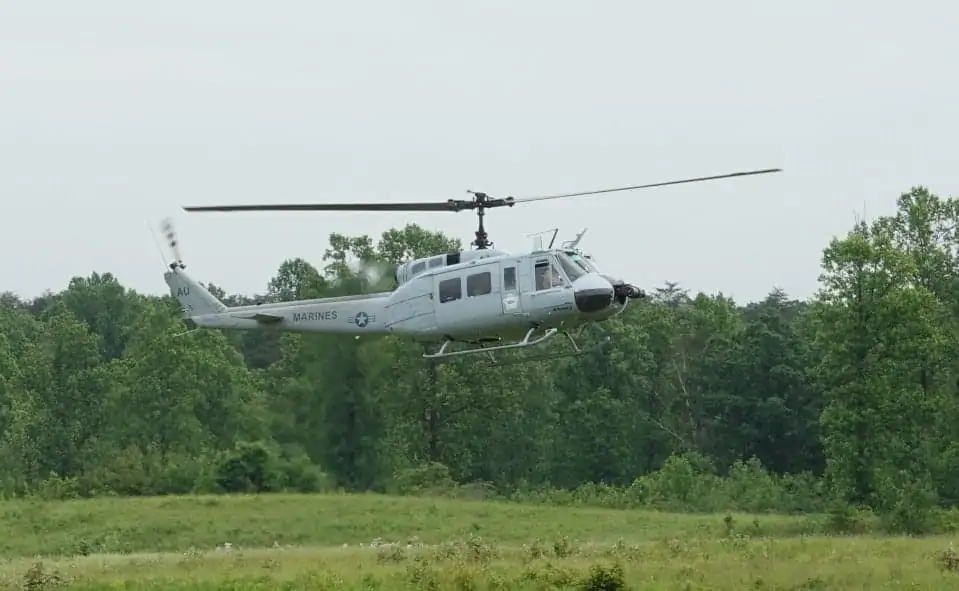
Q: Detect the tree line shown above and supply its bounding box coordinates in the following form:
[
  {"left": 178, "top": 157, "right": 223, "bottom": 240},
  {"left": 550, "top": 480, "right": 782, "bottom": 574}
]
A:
[{"left": 1, "top": 187, "right": 956, "bottom": 531}]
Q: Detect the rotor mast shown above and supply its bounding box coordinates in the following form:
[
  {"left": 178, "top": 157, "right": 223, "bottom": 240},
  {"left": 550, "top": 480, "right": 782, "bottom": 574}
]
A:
[
  {"left": 467, "top": 191, "right": 497, "bottom": 249},
  {"left": 475, "top": 205, "right": 489, "bottom": 249}
]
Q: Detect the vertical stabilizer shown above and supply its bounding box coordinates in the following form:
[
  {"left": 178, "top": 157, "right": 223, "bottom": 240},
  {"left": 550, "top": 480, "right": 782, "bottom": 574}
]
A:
[
  {"left": 158, "top": 217, "right": 227, "bottom": 317},
  {"left": 163, "top": 264, "right": 228, "bottom": 317}
]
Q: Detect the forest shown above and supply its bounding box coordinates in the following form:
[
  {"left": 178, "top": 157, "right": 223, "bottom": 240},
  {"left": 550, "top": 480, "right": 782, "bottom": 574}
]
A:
[{"left": 1, "top": 186, "right": 957, "bottom": 534}]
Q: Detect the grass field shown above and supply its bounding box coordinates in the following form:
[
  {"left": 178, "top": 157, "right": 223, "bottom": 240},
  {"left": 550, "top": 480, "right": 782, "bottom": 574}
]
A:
[{"left": 1, "top": 493, "right": 957, "bottom": 589}]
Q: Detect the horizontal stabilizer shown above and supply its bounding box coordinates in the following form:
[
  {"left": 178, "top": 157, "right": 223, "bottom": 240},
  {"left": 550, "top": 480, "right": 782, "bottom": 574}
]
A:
[{"left": 238, "top": 312, "right": 284, "bottom": 324}]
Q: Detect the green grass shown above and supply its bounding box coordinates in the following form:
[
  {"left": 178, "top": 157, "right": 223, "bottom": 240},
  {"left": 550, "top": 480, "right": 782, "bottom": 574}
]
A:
[
  {"left": 1, "top": 493, "right": 957, "bottom": 589},
  {"left": 0, "top": 492, "right": 825, "bottom": 557}
]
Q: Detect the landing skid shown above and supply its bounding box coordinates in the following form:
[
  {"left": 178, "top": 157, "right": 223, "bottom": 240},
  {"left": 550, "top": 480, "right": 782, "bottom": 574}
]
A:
[{"left": 422, "top": 326, "right": 612, "bottom": 366}]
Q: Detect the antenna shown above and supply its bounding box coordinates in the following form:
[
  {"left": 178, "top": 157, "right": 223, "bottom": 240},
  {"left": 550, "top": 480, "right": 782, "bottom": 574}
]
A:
[
  {"left": 526, "top": 228, "right": 558, "bottom": 251},
  {"left": 547, "top": 228, "right": 560, "bottom": 249},
  {"left": 562, "top": 228, "right": 589, "bottom": 250}
]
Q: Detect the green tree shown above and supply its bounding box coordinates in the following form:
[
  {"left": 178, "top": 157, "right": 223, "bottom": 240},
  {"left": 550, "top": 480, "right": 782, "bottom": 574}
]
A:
[{"left": 815, "top": 193, "right": 956, "bottom": 516}]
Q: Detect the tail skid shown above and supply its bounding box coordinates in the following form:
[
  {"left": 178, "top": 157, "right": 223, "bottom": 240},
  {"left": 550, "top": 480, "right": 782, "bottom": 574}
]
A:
[{"left": 163, "top": 263, "right": 289, "bottom": 327}]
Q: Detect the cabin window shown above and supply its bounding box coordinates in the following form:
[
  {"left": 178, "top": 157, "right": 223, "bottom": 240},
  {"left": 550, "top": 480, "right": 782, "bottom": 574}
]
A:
[
  {"left": 534, "top": 260, "right": 565, "bottom": 291},
  {"left": 411, "top": 261, "right": 427, "bottom": 276},
  {"left": 503, "top": 267, "right": 516, "bottom": 291},
  {"left": 428, "top": 256, "right": 444, "bottom": 268},
  {"left": 466, "top": 271, "right": 492, "bottom": 297},
  {"left": 438, "top": 277, "right": 462, "bottom": 303}
]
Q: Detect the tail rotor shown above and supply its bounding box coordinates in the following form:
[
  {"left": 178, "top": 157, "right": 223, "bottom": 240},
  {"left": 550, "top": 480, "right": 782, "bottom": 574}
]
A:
[{"left": 160, "top": 218, "right": 186, "bottom": 270}]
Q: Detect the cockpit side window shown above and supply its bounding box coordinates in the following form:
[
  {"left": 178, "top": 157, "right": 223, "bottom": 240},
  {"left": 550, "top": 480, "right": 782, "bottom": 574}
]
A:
[{"left": 534, "top": 258, "right": 566, "bottom": 291}]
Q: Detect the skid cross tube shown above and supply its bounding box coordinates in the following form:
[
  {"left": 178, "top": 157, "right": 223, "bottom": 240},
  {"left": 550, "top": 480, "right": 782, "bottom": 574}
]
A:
[
  {"left": 422, "top": 327, "right": 559, "bottom": 360},
  {"left": 420, "top": 325, "right": 614, "bottom": 366},
  {"left": 487, "top": 331, "right": 613, "bottom": 367}
]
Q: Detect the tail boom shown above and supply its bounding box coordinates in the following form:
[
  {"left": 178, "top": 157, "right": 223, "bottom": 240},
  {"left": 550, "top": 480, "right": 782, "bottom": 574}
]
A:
[
  {"left": 164, "top": 265, "right": 390, "bottom": 334},
  {"left": 190, "top": 300, "right": 390, "bottom": 334}
]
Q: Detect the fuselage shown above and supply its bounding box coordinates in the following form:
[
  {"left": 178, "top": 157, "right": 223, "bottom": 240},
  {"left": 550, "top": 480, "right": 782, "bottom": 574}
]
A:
[
  {"left": 180, "top": 249, "right": 632, "bottom": 344},
  {"left": 383, "top": 249, "right": 625, "bottom": 344}
]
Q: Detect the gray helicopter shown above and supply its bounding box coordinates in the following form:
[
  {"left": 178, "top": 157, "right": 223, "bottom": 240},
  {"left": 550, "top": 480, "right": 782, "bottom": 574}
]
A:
[{"left": 163, "top": 168, "right": 781, "bottom": 365}]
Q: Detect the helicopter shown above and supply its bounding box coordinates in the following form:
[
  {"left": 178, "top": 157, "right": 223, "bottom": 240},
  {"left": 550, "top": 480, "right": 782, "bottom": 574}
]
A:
[{"left": 163, "top": 167, "right": 781, "bottom": 365}]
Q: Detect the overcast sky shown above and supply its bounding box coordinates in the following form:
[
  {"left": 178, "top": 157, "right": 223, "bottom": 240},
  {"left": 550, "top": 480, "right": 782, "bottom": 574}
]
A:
[{"left": 1, "top": 1, "right": 955, "bottom": 303}]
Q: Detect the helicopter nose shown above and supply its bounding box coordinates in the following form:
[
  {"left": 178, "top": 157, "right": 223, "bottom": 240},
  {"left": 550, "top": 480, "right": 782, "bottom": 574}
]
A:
[{"left": 572, "top": 274, "right": 615, "bottom": 313}]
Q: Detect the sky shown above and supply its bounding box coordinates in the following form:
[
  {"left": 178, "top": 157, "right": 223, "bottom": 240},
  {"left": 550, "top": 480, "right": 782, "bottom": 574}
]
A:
[{"left": 1, "top": 0, "right": 955, "bottom": 303}]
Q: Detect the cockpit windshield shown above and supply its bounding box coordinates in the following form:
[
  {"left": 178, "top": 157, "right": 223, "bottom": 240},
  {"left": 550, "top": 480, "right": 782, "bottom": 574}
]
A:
[
  {"left": 556, "top": 252, "right": 587, "bottom": 281},
  {"left": 564, "top": 251, "right": 600, "bottom": 273}
]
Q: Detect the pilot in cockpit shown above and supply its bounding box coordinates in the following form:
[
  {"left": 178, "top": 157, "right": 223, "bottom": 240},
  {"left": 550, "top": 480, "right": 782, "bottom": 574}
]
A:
[
  {"left": 535, "top": 263, "right": 564, "bottom": 290},
  {"left": 535, "top": 265, "right": 549, "bottom": 290}
]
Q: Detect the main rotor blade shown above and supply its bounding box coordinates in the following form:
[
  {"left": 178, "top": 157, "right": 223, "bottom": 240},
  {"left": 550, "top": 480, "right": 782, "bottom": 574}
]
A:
[
  {"left": 183, "top": 201, "right": 455, "bottom": 212},
  {"left": 512, "top": 168, "right": 782, "bottom": 203},
  {"left": 181, "top": 168, "right": 782, "bottom": 214}
]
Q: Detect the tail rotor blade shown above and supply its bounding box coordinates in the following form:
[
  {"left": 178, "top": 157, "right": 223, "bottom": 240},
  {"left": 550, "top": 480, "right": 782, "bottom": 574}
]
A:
[{"left": 161, "top": 218, "right": 185, "bottom": 267}]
